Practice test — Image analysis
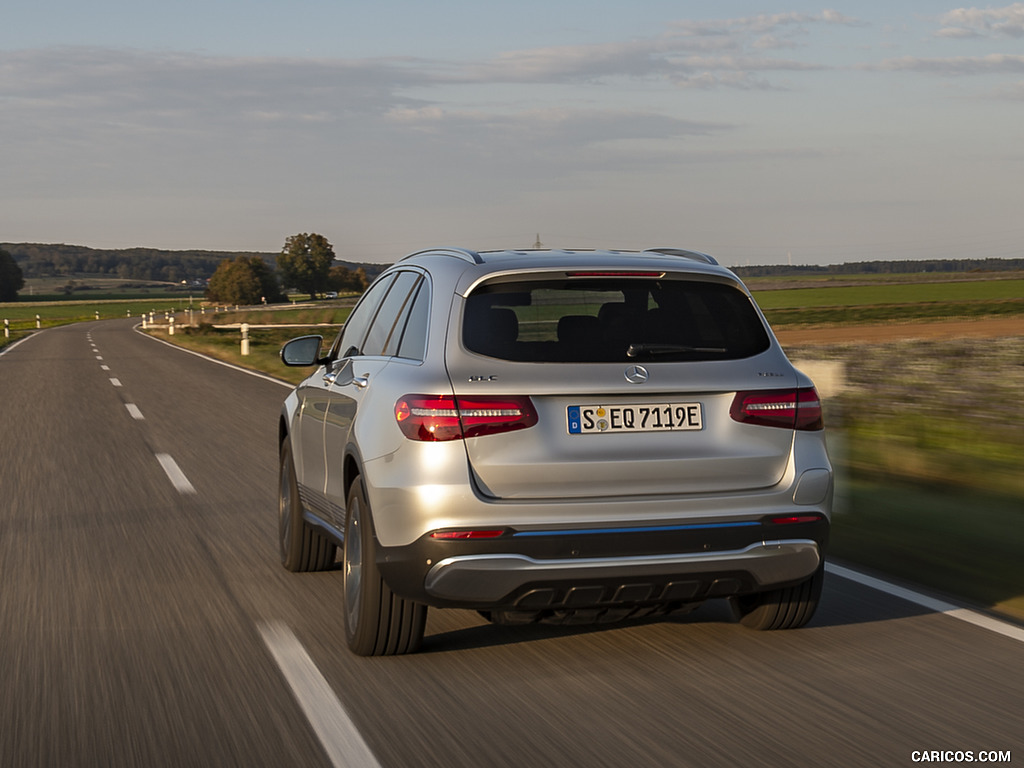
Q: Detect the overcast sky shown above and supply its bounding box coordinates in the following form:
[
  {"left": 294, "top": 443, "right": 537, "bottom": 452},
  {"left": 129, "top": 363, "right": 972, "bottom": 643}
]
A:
[{"left": 3, "top": 1, "right": 1023, "bottom": 265}]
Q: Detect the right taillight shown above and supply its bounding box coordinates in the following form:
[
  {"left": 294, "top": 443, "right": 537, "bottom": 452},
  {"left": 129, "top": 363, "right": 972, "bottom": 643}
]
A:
[
  {"left": 394, "top": 394, "right": 538, "bottom": 441},
  {"left": 730, "top": 387, "right": 823, "bottom": 431}
]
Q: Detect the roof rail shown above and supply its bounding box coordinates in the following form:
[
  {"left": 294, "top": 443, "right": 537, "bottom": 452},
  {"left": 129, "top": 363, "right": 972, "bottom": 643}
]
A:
[
  {"left": 643, "top": 248, "right": 719, "bottom": 266},
  {"left": 400, "top": 247, "right": 484, "bottom": 265}
]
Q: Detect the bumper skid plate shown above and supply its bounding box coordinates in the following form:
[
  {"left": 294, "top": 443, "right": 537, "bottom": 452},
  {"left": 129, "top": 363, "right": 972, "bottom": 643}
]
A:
[{"left": 424, "top": 539, "right": 821, "bottom": 605}]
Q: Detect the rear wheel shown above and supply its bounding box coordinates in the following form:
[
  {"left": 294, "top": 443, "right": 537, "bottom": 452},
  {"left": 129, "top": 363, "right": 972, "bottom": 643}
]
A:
[
  {"left": 731, "top": 563, "right": 824, "bottom": 630},
  {"left": 279, "top": 439, "right": 336, "bottom": 572},
  {"left": 343, "top": 476, "right": 426, "bottom": 656}
]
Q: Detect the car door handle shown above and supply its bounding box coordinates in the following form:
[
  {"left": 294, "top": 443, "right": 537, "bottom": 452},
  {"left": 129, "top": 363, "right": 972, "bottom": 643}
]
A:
[
  {"left": 352, "top": 375, "right": 369, "bottom": 389},
  {"left": 322, "top": 372, "right": 337, "bottom": 386}
]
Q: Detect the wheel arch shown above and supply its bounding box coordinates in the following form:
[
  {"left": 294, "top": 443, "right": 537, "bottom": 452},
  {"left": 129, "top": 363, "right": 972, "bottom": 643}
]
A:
[
  {"left": 279, "top": 414, "right": 289, "bottom": 450},
  {"left": 343, "top": 445, "right": 364, "bottom": 510}
]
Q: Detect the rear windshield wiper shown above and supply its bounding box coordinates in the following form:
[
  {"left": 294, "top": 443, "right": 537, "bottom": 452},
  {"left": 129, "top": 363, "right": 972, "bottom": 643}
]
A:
[{"left": 626, "top": 343, "right": 728, "bottom": 358}]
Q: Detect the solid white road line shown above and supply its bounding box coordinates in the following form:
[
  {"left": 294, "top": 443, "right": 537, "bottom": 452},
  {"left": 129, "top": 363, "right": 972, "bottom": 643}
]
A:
[
  {"left": 154, "top": 453, "right": 197, "bottom": 495},
  {"left": 259, "top": 621, "right": 382, "bottom": 768},
  {"left": 0, "top": 334, "right": 34, "bottom": 358},
  {"left": 125, "top": 404, "right": 145, "bottom": 420},
  {"left": 827, "top": 562, "right": 1024, "bottom": 644},
  {"left": 136, "top": 325, "right": 293, "bottom": 389}
]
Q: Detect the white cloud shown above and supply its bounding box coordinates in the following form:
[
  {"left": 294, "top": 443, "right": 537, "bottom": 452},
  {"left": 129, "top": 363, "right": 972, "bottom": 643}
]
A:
[
  {"left": 870, "top": 53, "right": 1024, "bottom": 75},
  {"left": 383, "top": 106, "right": 729, "bottom": 147},
  {"left": 668, "top": 10, "right": 863, "bottom": 38},
  {"left": 991, "top": 80, "right": 1024, "bottom": 98},
  {"left": 937, "top": 3, "right": 1024, "bottom": 39},
  {"left": 453, "top": 11, "right": 857, "bottom": 90},
  {"left": 0, "top": 47, "right": 434, "bottom": 125}
]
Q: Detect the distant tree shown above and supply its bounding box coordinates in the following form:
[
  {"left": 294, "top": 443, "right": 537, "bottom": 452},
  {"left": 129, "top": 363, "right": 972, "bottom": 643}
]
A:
[
  {"left": 206, "top": 256, "right": 285, "bottom": 305},
  {"left": 0, "top": 248, "right": 25, "bottom": 301},
  {"left": 278, "top": 233, "right": 335, "bottom": 300},
  {"left": 328, "top": 264, "right": 369, "bottom": 294}
]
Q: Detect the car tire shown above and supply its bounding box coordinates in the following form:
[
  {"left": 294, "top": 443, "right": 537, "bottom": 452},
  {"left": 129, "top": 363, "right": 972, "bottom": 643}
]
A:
[
  {"left": 279, "top": 438, "right": 336, "bottom": 572},
  {"left": 343, "top": 476, "right": 427, "bottom": 656},
  {"left": 731, "top": 563, "right": 824, "bottom": 630}
]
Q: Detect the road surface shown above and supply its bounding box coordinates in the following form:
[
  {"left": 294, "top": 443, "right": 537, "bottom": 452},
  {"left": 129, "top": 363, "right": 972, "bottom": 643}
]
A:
[{"left": 1, "top": 319, "right": 1021, "bottom": 767}]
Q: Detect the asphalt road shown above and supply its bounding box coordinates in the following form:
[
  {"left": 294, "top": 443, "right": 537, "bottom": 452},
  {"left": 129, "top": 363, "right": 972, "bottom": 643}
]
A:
[{"left": 2, "top": 319, "right": 1021, "bottom": 768}]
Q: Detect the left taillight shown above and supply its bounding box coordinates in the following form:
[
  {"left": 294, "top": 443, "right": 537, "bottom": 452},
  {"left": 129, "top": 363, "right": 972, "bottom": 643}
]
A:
[
  {"left": 394, "top": 394, "right": 538, "bottom": 442},
  {"left": 730, "top": 387, "right": 823, "bottom": 431}
]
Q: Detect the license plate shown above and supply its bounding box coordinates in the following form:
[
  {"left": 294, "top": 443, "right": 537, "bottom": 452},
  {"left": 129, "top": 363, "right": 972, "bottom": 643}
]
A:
[{"left": 567, "top": 403, "right": 703, "bottom": 434}]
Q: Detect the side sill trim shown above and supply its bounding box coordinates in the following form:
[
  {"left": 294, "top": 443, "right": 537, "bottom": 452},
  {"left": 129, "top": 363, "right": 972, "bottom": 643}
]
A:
[{"left": 300, "top": 509, "right": 345, "bottom": 547}]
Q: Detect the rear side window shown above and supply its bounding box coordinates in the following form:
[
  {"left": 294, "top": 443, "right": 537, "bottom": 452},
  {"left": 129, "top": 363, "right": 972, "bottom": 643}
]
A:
[
  {"left": 393, "top": 280, "right": 429, "bottom": 360},
  {"left": 462, "top": 277, "right": 770, "bottom": 363}
]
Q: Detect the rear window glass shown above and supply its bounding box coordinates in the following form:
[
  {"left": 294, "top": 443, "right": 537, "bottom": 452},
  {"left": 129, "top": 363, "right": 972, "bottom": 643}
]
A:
[{"left": 462, "top": 277, "right": 770, "bottom": 363}]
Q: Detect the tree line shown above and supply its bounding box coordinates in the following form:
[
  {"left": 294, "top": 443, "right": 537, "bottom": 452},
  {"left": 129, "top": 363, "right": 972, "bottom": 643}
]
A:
[
  {"left": 1, "top": 237, "right": 384, "bottom": 304},
  {"left": 732, "top": 257, "right": 1024, "bottom": 278},
  {"left": 0, "top": 248, "right": 25, "bottom": 301},
  {"left": 2, "top": 243, "right": 252, "bottom": 284},
  {"left": 4, "top": 240, "right": 1021, "bottom": 305}
]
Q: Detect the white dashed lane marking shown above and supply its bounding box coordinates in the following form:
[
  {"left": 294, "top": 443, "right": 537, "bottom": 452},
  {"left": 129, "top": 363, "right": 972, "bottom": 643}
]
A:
[
  {"left": 84, "top": 335, "right": 197, "bottom": 498},
  {"left": 155, "top": 454, "right": 196, "bottom": 495}
]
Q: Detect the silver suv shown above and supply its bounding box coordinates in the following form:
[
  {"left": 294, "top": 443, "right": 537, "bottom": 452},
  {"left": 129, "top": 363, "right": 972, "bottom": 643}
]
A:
[{"left": 278, "top": 248, "right": 832, "bottom": 655}]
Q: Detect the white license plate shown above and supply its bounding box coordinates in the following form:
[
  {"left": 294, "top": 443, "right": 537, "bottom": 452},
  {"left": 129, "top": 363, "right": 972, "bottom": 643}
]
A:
[{"left": 567, "top": 403, "right": 703, "bottom": 434}]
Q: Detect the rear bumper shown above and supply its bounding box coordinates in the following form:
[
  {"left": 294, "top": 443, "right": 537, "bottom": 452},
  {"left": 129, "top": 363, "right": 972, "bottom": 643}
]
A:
[
  {"left": 378, "top": 516, "right": 828, "bottom": 610},
  {"left": 424, "top": 539, "right": 821, "bottom": 604}
]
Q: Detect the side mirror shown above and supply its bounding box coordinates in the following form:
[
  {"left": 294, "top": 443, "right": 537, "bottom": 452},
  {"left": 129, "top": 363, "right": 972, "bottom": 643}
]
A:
[{"left": 280, "top": 335, "right": 325, "bottom": 367}]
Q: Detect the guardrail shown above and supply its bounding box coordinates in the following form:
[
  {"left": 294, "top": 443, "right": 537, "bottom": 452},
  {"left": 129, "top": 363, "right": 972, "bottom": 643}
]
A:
[{"left": 142, "top": 311, "right": 344, "bottom": 356}]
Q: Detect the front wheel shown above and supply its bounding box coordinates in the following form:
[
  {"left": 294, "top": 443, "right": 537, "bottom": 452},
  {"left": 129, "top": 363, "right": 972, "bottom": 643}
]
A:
[
  {"left": 343, "top": 477, "right": 426, "bottom": 656},
  {"left": 730, "top": 563, "right": 824, "bottom": 630}
]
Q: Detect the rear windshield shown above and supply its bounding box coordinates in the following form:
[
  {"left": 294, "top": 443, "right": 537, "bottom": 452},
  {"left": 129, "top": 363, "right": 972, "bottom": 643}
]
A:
[{"left": 462, "top": 277, "right": 770, "bottom": 363}]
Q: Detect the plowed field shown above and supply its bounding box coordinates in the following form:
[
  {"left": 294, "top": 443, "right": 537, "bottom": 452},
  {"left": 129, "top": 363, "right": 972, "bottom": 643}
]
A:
[{"left": 776, "top": 315, "right": 1023, "bottom": 346}]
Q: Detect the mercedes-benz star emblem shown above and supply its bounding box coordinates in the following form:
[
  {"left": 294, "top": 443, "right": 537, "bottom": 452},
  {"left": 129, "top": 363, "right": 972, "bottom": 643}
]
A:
[{"left": 624, "top": 364, "right": 649, "bottom": 384}]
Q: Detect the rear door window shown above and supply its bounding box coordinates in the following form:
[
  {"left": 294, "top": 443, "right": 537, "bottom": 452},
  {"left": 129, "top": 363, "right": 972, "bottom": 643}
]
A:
[
  {"left": 332, "top": 273, "right": 396, "bottom": 358},
  {"left": 462, "top": 276, "right": 770, "bottom": 363},
  {"left": 361, "top": 271, "right": 422, "bottom": 357}
]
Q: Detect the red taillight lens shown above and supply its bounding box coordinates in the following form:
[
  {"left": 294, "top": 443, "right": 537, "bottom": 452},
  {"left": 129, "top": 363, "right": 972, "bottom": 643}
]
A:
[
  {"left": 730, "top": 387, "right": 823, "bottom": 431},
  {"left": 394, "top": 395, "right": 538, "bottom": 441},
  {"left": 769, "top": 514, "right": 825, "bottom": 526},
  {"left": 430, "top": 529, "right": 505, "bottom": 540}
]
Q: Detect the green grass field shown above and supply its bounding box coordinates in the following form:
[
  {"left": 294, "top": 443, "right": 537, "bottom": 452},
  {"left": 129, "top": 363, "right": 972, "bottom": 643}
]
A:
[
  {"left": 0, "top": 298, "right": 195, "bottom": 348},
  {"left": 162, "top": 324, "right": 340, "bottom": 385},
  {"left": 751, "top": 279, "right": 1024, "bottom": 309},
  {"left": 831, "top": 481, "right": 1024, "bottom": 619}
]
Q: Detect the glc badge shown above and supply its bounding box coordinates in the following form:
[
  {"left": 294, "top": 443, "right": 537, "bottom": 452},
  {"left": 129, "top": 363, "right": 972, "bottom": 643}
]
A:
[{"left": 624, "top": 364, "right": 649, "bottom": 384}]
